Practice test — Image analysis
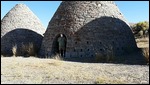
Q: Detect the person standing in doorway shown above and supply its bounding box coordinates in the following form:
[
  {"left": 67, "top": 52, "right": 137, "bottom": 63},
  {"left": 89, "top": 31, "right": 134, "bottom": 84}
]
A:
[{"left": 57, "top": 34, "right": 66, "bottom": 57}]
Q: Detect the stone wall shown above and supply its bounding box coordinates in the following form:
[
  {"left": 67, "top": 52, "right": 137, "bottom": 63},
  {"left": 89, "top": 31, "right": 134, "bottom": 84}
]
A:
[
  {"left": 39, "top": 1, "right": 138, "bottom": 62},
  {"left": 1, "top": 4, "right": 45, "bottom": 56}
]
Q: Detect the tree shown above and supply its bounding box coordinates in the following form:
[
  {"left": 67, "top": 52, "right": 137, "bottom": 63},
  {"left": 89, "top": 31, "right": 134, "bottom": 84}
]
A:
[{"left": 131, "top": 21, "right": 149, "bottom": 38}]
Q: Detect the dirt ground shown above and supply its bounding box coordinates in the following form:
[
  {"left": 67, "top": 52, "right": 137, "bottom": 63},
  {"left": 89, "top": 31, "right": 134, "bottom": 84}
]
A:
[
  {"left": 1, "top": 57, "right": 149, "bottom": 84},
  {"left": 136, "top": 37, "right": 149, "bottom": 48}
]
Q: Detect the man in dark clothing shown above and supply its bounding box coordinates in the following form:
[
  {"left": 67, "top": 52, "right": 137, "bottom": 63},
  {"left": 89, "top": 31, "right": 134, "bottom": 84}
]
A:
[{"left": 57, "top": 34, "right": 66, "bottom": 57}]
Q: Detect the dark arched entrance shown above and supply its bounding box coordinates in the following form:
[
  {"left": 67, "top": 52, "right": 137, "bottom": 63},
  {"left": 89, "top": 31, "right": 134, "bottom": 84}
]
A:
[{"left": 51, "top": 34, "right": 67, "bottom": 57}]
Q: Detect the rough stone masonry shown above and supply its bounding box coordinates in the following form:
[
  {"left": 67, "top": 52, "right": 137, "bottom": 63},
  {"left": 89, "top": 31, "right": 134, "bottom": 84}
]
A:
[
  {"left": 1, "top": 4, "right": 45, "bottom": 56},
  {"left": 38, "top": 1, "right": 143, "bottom": 63}
]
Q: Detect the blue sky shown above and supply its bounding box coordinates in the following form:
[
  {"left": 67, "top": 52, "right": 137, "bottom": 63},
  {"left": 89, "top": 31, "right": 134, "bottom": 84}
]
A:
[{"left": 1, "top": 1, "right": 149, "bottom": 28}]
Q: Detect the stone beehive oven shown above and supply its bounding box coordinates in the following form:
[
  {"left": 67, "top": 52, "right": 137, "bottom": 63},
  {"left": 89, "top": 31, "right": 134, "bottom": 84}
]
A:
[
  {"left": 1, "top": 4, "right": 45, "bottom": 56},
  {"left": 39, "top": 1, "right": 138, "bottom": 62}
]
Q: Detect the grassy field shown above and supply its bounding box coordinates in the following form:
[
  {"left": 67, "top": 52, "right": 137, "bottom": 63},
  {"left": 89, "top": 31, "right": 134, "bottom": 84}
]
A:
[{"left": 1, "top": 57, "right": 149, "bottom": 84}]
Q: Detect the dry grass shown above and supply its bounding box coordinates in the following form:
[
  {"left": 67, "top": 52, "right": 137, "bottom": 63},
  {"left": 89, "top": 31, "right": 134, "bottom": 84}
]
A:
[
  {"left": 1, "top": 55, "right": 4, "bottom": 57},
  {"left": 136, "top": 37, "right": 149, "bottom": 64},
  {"left": 95, "top": 76, "right": 125, "bottom": 84},
  {"left": 51, "top": 54, "right": 63, "bottom": 60},
  {"left": 136, "top": 37, "right": 149, "bottom": 42},
  {"left": 95, "top": 53, "right": 105, "bottom": 62},
  {"left": 95, "top": 44, "right": 115, "bottom": 63},
  {"left": 105, "top": 45, "right": 115, "bottom": 63},
  {"left": 136, "top": 37, "right": 149, "bottom": 48},
  {"left": 141, "top": 48, "right": 149, "bottom": 65},
  {"left": 1, "top": 57, "right": 64, "bottom": 84},
  {"left": 28, "top": 43, "right": 35, "bottom": 56},
  {"left": 21, "top": 42, "right": 36, "bottom": 57},
  {"left": 12, "top": 44, "right": 17, "bottom": 57},
  {"left": 1, "top": 57, "right": 149, "bottom": 84}
]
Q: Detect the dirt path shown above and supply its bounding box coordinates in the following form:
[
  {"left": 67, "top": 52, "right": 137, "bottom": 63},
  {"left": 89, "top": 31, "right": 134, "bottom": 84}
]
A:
[
  {"left": 136, "top": 37, "right": 149, "bottom": 48},
  {"left": 1, "top": 57, "right": 149, "bottom": 84}
]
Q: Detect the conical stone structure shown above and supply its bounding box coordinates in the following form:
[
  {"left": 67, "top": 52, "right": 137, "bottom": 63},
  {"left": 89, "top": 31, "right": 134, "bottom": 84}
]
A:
[
  {"left": 39, "top": 1, "right": 144, "bottom": 63},
  {"left": 1, "top": 4, "right": 45, "bottom": 56}
]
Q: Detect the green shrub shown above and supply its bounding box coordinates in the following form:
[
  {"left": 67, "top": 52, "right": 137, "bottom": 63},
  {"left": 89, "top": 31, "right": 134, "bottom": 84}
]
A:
[{"left": 131, "top": 21, "right": 149, "bottom": 38}]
